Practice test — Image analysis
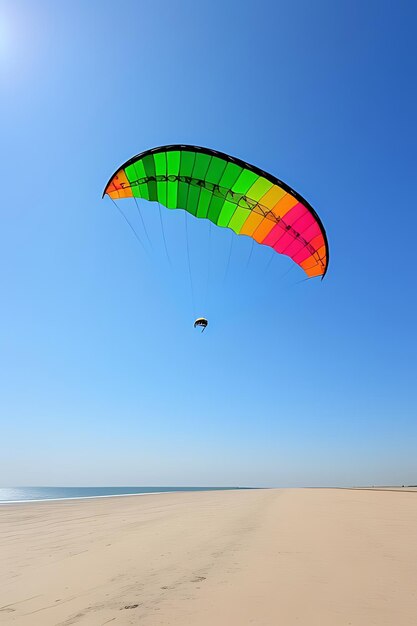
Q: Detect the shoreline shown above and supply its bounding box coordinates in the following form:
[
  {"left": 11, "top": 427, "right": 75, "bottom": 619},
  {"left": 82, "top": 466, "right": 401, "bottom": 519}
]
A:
[
  {"left": 0, "top": 491, "right": 175, "bottom": 505},
  {"left": 0, "top": 486, "right": 249, "bottom": 506},
  {"left": 2, "top": 484, "right": 416, "bottom": 506}
]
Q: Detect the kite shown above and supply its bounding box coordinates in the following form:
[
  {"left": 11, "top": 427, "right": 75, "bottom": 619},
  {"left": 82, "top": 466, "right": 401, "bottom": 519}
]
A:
[
  {"left": 194, "top": 318, "right": 208, "bottom": 332},
  {"left": 103, "top": 144, "right": 329, "bottom": 279}
]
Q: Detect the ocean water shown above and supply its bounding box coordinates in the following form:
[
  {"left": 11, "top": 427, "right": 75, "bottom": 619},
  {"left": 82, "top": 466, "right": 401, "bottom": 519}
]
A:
[{"left": 0, "top": 486, "right": 240, "bottom": 504}]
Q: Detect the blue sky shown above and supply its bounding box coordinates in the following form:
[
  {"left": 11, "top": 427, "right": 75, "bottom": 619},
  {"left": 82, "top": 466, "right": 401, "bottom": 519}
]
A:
[{"left": 1, "top": 0, "right": 416, "bottom": 487}]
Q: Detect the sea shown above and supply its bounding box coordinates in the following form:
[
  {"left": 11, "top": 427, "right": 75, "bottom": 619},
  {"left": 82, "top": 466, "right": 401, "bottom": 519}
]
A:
[{"left": 0, "top": 486, "right": 241, "bottom": 504}]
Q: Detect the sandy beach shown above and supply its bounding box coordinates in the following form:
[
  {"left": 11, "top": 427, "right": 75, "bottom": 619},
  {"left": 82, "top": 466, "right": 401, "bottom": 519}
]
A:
[{"left": 1, "top": 488, "right": 417, "bottom": 625}]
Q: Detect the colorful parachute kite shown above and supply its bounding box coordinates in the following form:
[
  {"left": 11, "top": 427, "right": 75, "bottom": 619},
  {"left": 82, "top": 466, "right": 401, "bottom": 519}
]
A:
[{"left": 103, "top": 145, "right": 329, "bottom": 278}]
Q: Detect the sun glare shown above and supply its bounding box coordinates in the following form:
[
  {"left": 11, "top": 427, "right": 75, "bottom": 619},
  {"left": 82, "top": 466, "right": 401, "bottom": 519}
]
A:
[{"left": 0, "top": 12, "right": 12, "bottom": 66}]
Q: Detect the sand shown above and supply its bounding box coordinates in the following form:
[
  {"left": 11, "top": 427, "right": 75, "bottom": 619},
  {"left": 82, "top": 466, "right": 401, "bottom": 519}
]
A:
[{"left": 1, "top": 488, "right": 417, "bottom": 625}]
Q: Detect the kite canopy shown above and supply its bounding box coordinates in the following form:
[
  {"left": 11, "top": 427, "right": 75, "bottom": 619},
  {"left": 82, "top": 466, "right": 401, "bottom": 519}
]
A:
[
  {"left": 103, "top": 145, "right": 328, "bottom": 278},
  {"left": 194, "top": 317, "right": 208, "bottom": 333},
  {"left": 194, "top": 317, "right": 208, "bottom": 331}
]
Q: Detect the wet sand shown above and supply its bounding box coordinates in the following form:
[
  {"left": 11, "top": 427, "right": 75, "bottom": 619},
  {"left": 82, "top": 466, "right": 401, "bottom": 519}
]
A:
[{"left": 1, "top": 488, "right": 417, "bottom": 625}]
